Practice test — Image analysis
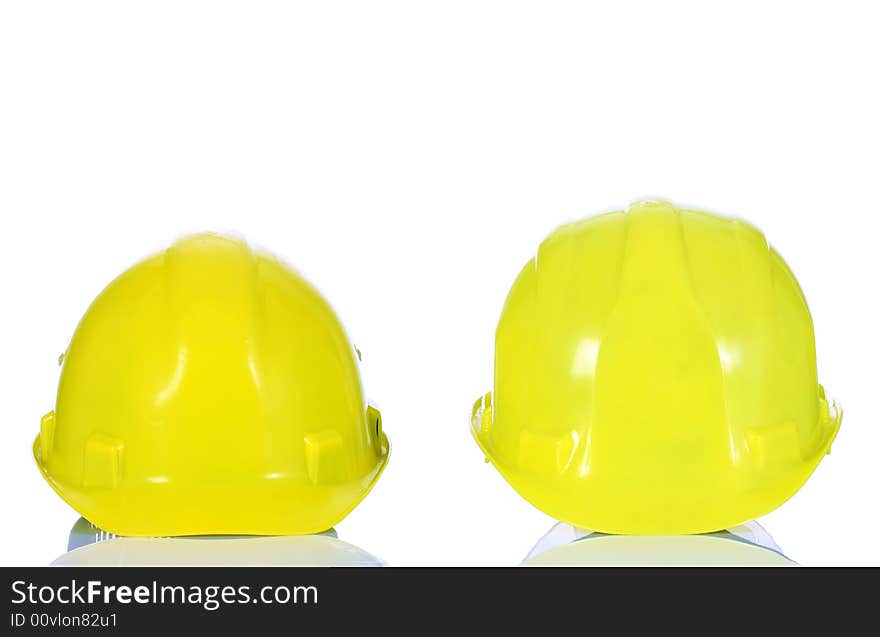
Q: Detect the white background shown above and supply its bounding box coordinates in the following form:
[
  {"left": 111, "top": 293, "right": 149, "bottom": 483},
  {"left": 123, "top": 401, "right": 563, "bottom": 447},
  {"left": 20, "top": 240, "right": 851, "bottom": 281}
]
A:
[{"left": 1, "top": 1, "right": 877, "bottom": 566}]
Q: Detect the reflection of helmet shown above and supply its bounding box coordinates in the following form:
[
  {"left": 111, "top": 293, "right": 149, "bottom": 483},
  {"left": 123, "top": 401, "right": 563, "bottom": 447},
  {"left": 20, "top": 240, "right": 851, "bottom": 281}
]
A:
[
  {"left": 53, "top": 535, "right": 384, "bottom": 567},
  {"left": 473, "top": 200, "right": 841, "bottom": 535},
  {"left": 522, "top": 522, "right": 793, "bottom": 566},
  {"left": 35, "top": 234, "right": 389, "bottom": 536},
  {"left": 54, "top": 519, "right": 383, "bottom": 566}
]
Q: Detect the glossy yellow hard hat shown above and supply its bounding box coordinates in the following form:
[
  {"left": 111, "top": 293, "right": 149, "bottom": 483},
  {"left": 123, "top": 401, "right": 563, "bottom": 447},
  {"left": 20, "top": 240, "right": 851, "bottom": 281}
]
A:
[
  {"left": 472, "top": 200, "right": 841, "bottom": 535},
  {"left": 35, "top": 233, "right": 389, "bottom": 537}
]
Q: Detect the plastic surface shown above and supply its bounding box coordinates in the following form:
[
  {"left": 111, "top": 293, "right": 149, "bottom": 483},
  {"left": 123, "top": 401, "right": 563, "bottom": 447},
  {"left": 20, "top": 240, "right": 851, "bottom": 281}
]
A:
[
  {"left": 473, "top": 200, "right": 841, "bottom": 535},
  {"left": 35, "top": 233, "right": 389, "bottom": 537}
]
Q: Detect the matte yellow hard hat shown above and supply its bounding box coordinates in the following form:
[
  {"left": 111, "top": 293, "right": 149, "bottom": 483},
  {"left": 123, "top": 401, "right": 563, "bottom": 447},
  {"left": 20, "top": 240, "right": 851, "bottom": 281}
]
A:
[
  {"left": 35, "top": 233, "right": 389, "bottom": 537},
  {"left": 472, "top": 200, "right": 841, "bottom": 535}
]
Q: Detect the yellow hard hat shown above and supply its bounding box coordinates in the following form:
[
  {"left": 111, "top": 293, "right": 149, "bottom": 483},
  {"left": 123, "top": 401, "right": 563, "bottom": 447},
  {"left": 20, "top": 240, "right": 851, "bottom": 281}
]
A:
[
  {"left": 472, "top": 200, "right": 841, "bottom": 535},
  {"left": 35, "top": 233, "right": 389, "bottom": 537}
]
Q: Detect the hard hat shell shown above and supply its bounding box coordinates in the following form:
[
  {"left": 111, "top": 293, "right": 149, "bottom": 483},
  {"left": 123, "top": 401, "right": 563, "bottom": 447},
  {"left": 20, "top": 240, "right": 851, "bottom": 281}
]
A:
[
  {"left": 473, "top": 200, "right": 841, "bottom": 535},
  {"left": 35, "top": 233, "right": 389, "bottom": 537}
]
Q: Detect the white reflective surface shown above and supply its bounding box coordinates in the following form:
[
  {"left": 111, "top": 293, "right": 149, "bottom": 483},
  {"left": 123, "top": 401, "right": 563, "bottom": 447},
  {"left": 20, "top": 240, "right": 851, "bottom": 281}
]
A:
[
  {"left": 53, "top": 518, "right": 384, "bottom": 566},
  {"left": 523, "top": 521, "right": 794, "bottom": 566}
]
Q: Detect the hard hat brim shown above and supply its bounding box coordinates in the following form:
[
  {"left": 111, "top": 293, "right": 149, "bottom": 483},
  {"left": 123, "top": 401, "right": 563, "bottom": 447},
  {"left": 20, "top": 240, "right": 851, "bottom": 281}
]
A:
[
  {"left": 34, "top": 432, "right": 391, "bottom": 538},
  {"left": 471, "top": 391, "right": 841, "bottom": 535}
]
